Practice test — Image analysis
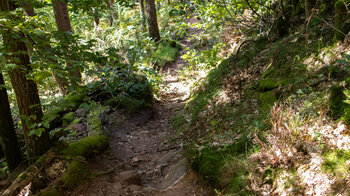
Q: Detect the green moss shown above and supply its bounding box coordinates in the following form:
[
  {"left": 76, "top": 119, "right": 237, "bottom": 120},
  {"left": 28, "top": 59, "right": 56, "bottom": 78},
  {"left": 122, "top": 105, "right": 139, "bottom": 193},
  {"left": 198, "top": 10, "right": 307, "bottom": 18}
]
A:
[
  {"left": 329, "top": 86, "right": 346, "bottom": 118},
  {"left": 60, "top": 160, "right": 89, "bottom": 190},
  {"left": 59, "top": 135, "right": 108, "bottom": 158},
  {"left": 171, "top": 115, "right": 187, "bottom": 130},
  {"left": 62, "top": 112, "right": 75, "bottom": 127},
  {"left": 258, "top": 79, "right": 287, "bottom": 92},
  {"left": 155, "top": 41, "right": 179, "bottom": 66},
  {"left": 188, "top": 57, "right": 233, "bottom": 120},
  {"left": 328, "top": 85, "right": 350, "bottom": 125},
  {"left": 323, "top": 149, "right": 350, "bottom": 178},
  {"left": 192, "top": 133, "right": 251, "bottom": 187},
  {"left": 88, "top": 104, "right": 103, "bottom": 136},
  {"left": 341, "top": 107, "right": 350, "bottom": 125},
  {"left": 193, "top": 147, "right": 225, "bottom": 185},
  {"left": 258, "top": 91, "right": 278, "bottom": 112},
  {"left": 257, "top": 64, "right": 296, "bottom": 92},
  {"left": 35, "top": 188, "right": 61, "bottom": 196},
  {"left": 227, "top": 172, "right": 251, "bottom": 195}
]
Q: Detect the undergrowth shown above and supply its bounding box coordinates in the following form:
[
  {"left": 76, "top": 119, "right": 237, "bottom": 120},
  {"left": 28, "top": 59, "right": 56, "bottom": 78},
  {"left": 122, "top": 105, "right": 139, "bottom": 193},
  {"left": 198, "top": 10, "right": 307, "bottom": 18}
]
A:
[{"left": 178, "top": 11, "right": 350, "bottom": 193}]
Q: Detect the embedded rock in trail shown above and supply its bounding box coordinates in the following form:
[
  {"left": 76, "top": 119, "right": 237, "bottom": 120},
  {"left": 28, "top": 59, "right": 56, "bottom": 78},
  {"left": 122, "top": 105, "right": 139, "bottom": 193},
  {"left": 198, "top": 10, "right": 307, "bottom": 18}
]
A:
[
  {"left": 119, "top": 170, "right": 142, "bottom": 185},
  {"left": 159, "top": 158, "right": 189, "bottom": 190},
  {"left": 72, "top": 16, "right": 210, "bottom": 196}
]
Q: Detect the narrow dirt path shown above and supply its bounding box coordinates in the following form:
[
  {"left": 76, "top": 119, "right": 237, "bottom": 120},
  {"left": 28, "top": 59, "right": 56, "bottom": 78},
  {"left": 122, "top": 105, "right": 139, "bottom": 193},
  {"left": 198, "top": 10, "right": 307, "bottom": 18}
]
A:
[{"left": 73, "top": 16, "right": 210, "bottom": 196}]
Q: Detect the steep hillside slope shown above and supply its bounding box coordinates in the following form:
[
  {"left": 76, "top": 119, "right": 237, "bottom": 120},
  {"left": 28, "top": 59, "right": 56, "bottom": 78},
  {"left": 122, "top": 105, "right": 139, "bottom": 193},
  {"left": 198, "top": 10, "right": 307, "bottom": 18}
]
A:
[{"left": 180, "top": 14, "right": 350, "bottom": 195}]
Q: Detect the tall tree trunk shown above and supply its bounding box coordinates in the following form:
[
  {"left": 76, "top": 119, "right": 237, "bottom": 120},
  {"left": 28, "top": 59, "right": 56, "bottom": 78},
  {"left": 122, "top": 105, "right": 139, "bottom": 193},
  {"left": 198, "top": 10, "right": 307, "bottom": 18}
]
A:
[
  {"left": 0, "top": 0, "right": 51, "bottom": 158},
  {"left": 23, "top": 1, "right": 68, "bottom": 96},
  {"left": 0, "top": 73, "right": 23, "bottom": 171},
  {"left": 140, "top": 0, "right": 146, "bottom": 31},
  {"left": 145, "top": 0, "right": 161, "bottom": 42},
  {"left": 107, "top": 0, "right": 115, "bottom": 25},
  {"left": 52, "top": 0, "right": 82, "bottom": 85},
  {"left": 21, "top": 1, "right": 35, "bottom": 16}
]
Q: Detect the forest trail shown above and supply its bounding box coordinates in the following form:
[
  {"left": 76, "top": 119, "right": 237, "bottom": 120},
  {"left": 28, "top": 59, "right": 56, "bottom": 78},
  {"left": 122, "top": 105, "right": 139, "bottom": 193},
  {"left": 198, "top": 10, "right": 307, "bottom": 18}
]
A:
[{"left": 73, "top": 16, "right": 211, "bottom": 196}]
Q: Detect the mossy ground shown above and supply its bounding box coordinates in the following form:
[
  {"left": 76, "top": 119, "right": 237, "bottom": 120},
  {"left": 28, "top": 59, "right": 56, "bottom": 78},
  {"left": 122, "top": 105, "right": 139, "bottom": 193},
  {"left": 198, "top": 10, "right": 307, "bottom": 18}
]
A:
[
  {"left": 60, "top": 160, "right": 89, "bottom": 190},
  {"left": 180, "top": 14, "right": 350, "bottom": 194},
  {"left": 154, "top": 40, "right": 180, "bottom": 67}
]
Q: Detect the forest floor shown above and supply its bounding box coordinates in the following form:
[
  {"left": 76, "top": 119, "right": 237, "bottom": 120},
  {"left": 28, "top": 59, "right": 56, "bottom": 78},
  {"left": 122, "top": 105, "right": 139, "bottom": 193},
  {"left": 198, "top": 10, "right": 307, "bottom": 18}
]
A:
[{"left": 72, "top": 16, "right": 211, "bottom": 196}]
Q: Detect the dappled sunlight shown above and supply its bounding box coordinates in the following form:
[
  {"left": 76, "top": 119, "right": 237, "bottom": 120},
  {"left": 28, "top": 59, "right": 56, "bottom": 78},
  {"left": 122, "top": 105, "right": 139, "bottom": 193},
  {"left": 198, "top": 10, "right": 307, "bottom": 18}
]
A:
[
  {"left": 305, "top": 42, "right": 346, "bottom": 72},
  {"left": 297, "top": 155, "right": 334, "bottom": 196},
  {"left": 251, "top": 99, "right": 350, "bottom": 195}
]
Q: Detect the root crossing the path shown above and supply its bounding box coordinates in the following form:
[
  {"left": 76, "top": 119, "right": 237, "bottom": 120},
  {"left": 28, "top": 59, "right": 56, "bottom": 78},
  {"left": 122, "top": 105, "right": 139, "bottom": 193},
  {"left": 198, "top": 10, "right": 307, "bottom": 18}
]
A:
[{"left": 73, "top": 16, "right": 211, "bottom": 196}]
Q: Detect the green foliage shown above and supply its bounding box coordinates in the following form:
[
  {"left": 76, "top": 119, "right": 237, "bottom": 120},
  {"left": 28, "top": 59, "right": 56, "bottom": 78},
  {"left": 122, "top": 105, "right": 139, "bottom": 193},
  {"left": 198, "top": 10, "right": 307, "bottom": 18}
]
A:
[
  {"left": 62, "top": 112, "right": 75, "bottom": 127},
  {"left": 154, "top": 41, "right": 179, "bottom": 67},
  {"left": 171, "top": 115, "right": 187, "bottom": 130}
]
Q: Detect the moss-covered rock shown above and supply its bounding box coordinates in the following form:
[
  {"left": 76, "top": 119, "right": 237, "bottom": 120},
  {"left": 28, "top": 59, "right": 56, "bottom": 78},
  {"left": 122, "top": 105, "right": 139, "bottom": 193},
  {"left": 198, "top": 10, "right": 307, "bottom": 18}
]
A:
[
  {"left": 35, "top": 187, "right": 61, "bottom": 196},
  {"left": 60, "top": 160, "right": 89, "bottom": 190},
  {"left": 59, "top": 135, "right": 108, "bottom": 158},
  {"left": 87, "top": 104, "right": 103, "bottom": 136},
  {"left": 258, "top": 91, "right": 278, "bottom": 112},
  {"left": 62, "top": 112, "right": 75, "bottom": 127},
  {"left": 65, "top": 118, "right": 81, "bottom": 130}
]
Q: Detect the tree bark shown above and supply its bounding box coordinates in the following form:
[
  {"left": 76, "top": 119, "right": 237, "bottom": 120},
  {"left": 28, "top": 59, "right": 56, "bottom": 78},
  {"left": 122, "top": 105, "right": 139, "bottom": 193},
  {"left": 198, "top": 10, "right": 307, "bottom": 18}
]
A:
[
  {"left": 0, "top": 73, "right": 23, "bottom": 171},
  {"left": 140, "top": 0, "right": 146, "bottom": 31},
  {"left": 52, "top": 0, "right": 82, "bottom": 84},
  {"left": 0, "top": 0, "right": 51, "bottom": 158},
  {"left": 23, "top": 1, "right": 68, "bottom": 96},
  {"left": 145, "top": 0, "right": 161, "bottom": 42},
  {"left": 52, "top": 1, "right": 73, "bottom": 32},
  {"left": 106, "top": 0, "right": 114, "bottom": 25}
]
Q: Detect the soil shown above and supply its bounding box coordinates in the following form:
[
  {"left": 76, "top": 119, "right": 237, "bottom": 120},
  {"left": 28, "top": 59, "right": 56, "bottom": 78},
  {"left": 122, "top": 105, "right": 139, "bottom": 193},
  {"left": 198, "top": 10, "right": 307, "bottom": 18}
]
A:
[{"left": 72, "top": 16, "right": 212, "bottom": 196}]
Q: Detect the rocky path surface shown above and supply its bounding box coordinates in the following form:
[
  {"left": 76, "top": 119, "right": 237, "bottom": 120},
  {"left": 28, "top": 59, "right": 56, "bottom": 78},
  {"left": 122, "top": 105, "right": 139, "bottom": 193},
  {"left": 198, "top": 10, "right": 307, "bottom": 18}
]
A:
[{"left": 73, "top": 17, "right": 211, "bottom": 196}]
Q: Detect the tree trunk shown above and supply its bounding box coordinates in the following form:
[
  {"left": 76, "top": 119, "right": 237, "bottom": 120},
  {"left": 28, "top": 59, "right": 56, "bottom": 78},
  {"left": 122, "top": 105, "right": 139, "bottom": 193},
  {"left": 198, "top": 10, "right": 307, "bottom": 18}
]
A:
[
  {"left": 0, "top": 73, "right": 23, "bottom": 171},
  {"left": 305, "top": 0, "right": 316, "bottom": 17},
  {"left": 145, "top": 0, "right": 161, "bottom": 42},
  {"left": 139, "top": 0, "right": 146, "bottom": 31},
  {"left": 52, "top": 1, "right": 73, "bottom": 32},
  {"left": 52, "top": 0, "right": 82, "bottom": 84},
  {"left": 23, "top": 1, "right": 68, "bottom": 96},
  {"left": 0, "top": 0, "right": 51, "bottom": 158},
  {"left": 107, "top": 0, "right": 115, "bottom": 25}
]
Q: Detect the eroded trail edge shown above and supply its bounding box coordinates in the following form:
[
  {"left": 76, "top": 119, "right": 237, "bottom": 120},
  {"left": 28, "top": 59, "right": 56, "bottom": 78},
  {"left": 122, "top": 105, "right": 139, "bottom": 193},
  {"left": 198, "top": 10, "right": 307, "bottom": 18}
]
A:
[{"left": 73, "top": 17, "right": 210, "bottom": 196}]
